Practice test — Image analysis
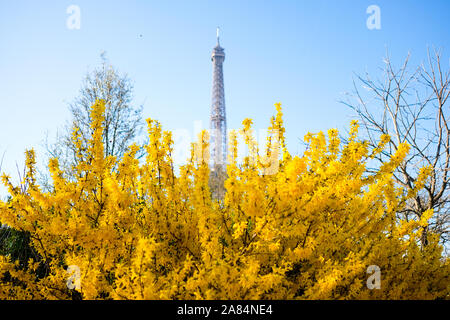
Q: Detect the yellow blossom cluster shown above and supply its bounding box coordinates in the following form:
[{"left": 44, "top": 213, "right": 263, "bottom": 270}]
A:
[{"left": 0, "top": 100, "right": 448, "bottom": 300}]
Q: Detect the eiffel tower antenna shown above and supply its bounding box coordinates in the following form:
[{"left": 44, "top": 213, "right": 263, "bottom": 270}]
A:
[{"left": 216, "top": 27, "right": 220, "bottom": 45}]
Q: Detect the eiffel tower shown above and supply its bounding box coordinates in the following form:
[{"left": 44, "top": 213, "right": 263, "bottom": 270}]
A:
[{"left": 209, "top": 28, "right": 227, "bottom": 199}]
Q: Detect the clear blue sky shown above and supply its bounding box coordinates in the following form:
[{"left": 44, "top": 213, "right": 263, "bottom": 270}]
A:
[{"left": 0, "top": 0, "right": 449, "bottom": 196}]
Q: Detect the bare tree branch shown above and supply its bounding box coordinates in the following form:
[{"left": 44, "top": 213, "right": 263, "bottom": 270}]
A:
[
  {"left": 341, "top": 49, "right": 450, "bottom": 250},
  {"left": 43, "top": 55, "right": 144, "bottom": 185}
]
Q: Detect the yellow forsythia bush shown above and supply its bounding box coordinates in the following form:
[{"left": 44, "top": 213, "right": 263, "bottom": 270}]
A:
[{"left": 0, "top": 100, "right": 448, "bottom": 299}]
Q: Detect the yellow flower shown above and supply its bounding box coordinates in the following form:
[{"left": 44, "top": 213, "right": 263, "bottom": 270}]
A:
[{"left": 0, "top": 101, "right": 447, "bottom": 300}]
